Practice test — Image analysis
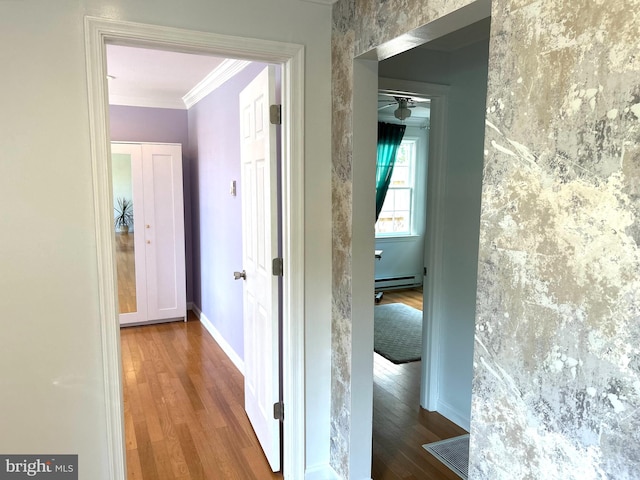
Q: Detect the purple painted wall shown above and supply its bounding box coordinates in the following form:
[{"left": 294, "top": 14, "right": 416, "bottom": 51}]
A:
[
  {"left": 109, "top": 105, "right": 189, "bottom": 144},
  {"left": 109, "top": 105, "right": 194, "bottom": 304},
  {"left": 189, "top": 63, "right": 268, "bottom": 360}
]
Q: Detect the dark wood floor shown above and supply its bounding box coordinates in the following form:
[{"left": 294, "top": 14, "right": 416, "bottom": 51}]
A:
[
  {"left": 121, "top": 314, "right": 282, "bottom": 480},
  {"left": 372, "top": 288, "right": 468, "bottom": 480}
]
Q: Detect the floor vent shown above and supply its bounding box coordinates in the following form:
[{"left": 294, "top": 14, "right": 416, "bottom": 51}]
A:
[{"left": 422, "top": 434, "right": 469, "bottom": 480}]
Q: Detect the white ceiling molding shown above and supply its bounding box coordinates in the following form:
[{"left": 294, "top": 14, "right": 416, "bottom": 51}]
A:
[
  {"left": 109, "top": 93, "right": 188, "bottom": 110},
  {"left": 182, "top": 59, "right": 251, "bottom": 109}
]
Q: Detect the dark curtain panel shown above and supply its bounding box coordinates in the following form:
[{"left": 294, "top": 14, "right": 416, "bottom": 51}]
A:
[{"left": 376, "top": 122, "right": 406, "bottom": 220}]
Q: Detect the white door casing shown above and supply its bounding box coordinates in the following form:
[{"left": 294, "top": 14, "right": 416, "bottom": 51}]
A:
[
  {"left": 239, "top": 66, "right": 281, "bottom": 471},
  {"left": 85, "top": 17, "right": 306, "bottom": 479},
  {"left": 378, "top": 78, "right": 450, "bottom": 412}
]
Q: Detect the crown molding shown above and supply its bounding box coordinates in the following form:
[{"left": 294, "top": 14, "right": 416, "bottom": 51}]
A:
[{"left": 182, "top": 58, "right": 251, "bottom": 109}]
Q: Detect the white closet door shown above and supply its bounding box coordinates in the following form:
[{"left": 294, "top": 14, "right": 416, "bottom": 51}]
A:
[
  {"left": 112, "top": 142, "right": 186, "bottom": 326},
  {"left": 112, "top": 143, "right": 147, "bottom": 325},
  {"left": 141, "top": 143, "right": 186, "bottom": 322}
]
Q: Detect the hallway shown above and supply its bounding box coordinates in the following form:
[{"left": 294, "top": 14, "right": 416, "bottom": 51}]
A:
[
  {"left": 121, "top": 315, "right": 282, "bottom": 480},
  {"left": 121, "top": 296, "right": 466, "bottom": 479}
]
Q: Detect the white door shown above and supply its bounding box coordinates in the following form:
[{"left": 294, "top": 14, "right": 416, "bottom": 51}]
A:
[
  {"left": 141, "top": 144, "right": 186, "bottom": 322},
  {"left": 239, "top": 66, "right": 280, "bottom": 472}
]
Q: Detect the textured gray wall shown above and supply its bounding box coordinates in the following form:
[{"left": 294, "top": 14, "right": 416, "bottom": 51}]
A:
[
  {"left": 471, "top": 1, "right": 640, "bottom": 478},
  {"left": 332, "top": 0, "right": 640, "bottom": 478}
]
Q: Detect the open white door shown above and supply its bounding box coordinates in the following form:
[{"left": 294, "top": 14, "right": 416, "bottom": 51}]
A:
[{"left": 239, "top": 66, "right": 281, "bottom": 472}]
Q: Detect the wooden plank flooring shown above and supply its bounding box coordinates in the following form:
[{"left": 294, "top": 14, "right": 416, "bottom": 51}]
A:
[
  {"left": 121, "top": 314, "right": 282, "bottom": 480},
  {"left": 122, "top": 289, "right": 466, "bottom": 480},
  {"left": 115, "top": 232, "right": 137, "bottom": 314},
  {"left": 372, "top": 288, "right": 468, "bottom": 480}
]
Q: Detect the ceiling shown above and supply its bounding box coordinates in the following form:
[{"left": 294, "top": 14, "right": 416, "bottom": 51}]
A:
[
  {"left": 419, "top": 17, "right": 490, "bottom": 52},
  {"left": 106, "top": 19, "right": 484, "bottom": 113},
  {"left": 376, "top": 18, "right": 490, "bottom": 126},
  {"left": 106, "top": 44, "right": 227, "bottom": 109}
]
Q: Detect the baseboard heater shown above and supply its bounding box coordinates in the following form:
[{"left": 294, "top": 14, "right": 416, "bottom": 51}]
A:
[{"left": 375, "top": 275, "right": 420, "bottom": 290}]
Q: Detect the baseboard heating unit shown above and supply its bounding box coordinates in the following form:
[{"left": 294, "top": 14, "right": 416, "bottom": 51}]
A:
[{"left": 374, "top": 275, "right": 420, "bottom": 290}]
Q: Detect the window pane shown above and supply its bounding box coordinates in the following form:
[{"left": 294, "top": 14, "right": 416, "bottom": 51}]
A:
[
  {"left": 381, "top": 190, "right": 395, "bottom": 210},
  {"left": 393, "top": 211, "right": 410, "bottom": 233},
  {"left": 376, "top": 215, "right": 393, "bottom": 233},
  {"left": 394, "top": 188, "right": 411, "bottom": 210},
  {"left": 390, "top": 166, "right": 409, "bottom": 186},
  {"left": 395, "top": 147, "right": 408, "bottom": 165},
  {"left": 375, "top": 138, "right": 417, "bottom": 236}
]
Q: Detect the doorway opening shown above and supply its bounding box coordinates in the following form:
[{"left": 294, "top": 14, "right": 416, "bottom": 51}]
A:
[
  {"left": 106, "top": 46, "right": 284, "bottom": 475},
  {"left": 85, "top": 17, "right": 305, "bottom": 480},
  {"left": 352, "top": 5, "right": 492, "bottom": 479}
]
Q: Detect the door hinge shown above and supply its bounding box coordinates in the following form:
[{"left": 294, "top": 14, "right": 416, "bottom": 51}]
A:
[
  {"left": 424, "top": 267, "right": 427, "bottom": 276},
  {"left": 273, "top": 401, "right": 284, "bottom": 421},
  {"left": 272, "top": 257, "right": 284, "bottom": 277},
  {"left": 270, "top": 104, "right": 282, "bottom": 125}
]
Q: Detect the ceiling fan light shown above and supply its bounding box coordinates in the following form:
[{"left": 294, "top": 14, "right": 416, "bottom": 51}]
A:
[{"left": 394, "top": 106, "right": 412, "bottom": 120}]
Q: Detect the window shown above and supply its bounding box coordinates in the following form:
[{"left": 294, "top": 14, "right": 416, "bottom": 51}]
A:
[{"left": 375, "top": 138, "right": 417, "bottom": 236}]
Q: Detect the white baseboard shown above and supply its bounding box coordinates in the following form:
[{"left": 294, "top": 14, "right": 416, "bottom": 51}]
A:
[
  {"left": 187, "top": 301, "right": 194, "bottom": 311},
  {"left": 192, "top": 304, "right": 245, "bottom": 375},
  {"left": 305, "top": 464, "right": 341, "bottom": 480},
  {"left": 437, "top": 399, "right": 470, "bottom": 432}
]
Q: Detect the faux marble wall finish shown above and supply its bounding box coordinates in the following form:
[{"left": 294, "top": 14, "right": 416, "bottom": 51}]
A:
[
  {"left": 330, "top": 2, "right": 355, "bottom": 474},
  {"left": 332, "top": 0, "right": 640, "bottom": 478},
  {"left": 471, "top": 1, "right": 640, "bottom": 479}
]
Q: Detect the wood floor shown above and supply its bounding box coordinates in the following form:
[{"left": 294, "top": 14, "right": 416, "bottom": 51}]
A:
[
  {"left": 373, "top": 288, "right": 468, "bottom": 480},
  {"left": 121, "top": 287, "right": 466, "bottom": 480},
  {"left": 116, "top": 232, "right": 137, "bottom": 314},
  {"left": 377, "top": 287, "right": 424, "bottom": 309},
  {"left": 121, "top": 314, "right": 282, "bottom": 480}
]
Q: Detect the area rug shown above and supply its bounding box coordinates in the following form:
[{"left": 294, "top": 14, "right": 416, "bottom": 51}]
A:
[
  {"left": 373, "top": 303, "right": 422, "bottom": 364},
  {"left": 423, "top": 434, "right": 470, "bottom": 480}
]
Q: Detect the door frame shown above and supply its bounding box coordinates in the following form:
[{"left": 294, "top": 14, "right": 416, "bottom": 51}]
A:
[
  {"left": 377, "top": 78, "right": 450, "bottom": 411},
  {"left": 351, "top": 1, "right": 490, "bottom": 474},
  {"left": 84, "top": 17, "right": 306, "bottom": 479}
]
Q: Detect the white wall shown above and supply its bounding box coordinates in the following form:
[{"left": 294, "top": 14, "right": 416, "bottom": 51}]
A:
[
  {"left": 379, "top": 39, "right": 489, "bottom": 429},
  {"left": 0, "top": 1, "right": 331, "bottom": 477},
  {"left": 436, "top": 40, "right": 488, "bottom": 429}
]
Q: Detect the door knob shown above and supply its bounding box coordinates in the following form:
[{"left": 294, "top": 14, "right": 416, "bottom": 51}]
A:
[{"left": 234, "top": 270, "right": 246, "bottom": 280}]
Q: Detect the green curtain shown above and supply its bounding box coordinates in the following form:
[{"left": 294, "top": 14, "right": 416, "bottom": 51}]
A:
[{"left": 376, "top": 122, "right": 406, "bottom": 220}]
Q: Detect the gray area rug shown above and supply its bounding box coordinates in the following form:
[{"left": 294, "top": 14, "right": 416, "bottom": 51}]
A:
[
  {"left": 373, "top": 303, "right": 422, "bottom": 364},
  {"left": 423, "top": 434, "right": 470, "bottom": 480}
]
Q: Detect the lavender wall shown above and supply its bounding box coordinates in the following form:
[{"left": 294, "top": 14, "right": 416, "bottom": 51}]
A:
[
  {"left": 189, "top": 63, "right": 268, "bottom": 360},
  {"left": 109, "top": 106, "right": 193, "bottom": 304},
  {"left": 109, "top": 105, "right": 189, "bottom": 145}
]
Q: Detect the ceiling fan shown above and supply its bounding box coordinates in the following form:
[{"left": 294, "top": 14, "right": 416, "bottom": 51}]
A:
[{"left": 378, "top": 96, "right": 417, "bottom": 120}]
